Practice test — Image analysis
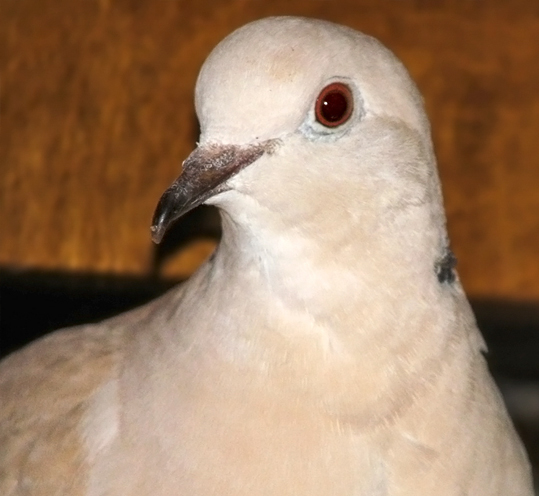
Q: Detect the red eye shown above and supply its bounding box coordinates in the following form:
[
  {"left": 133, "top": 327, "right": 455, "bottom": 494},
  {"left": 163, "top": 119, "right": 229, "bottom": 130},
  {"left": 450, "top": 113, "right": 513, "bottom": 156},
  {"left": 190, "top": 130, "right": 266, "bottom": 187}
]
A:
[{"left": 315, "top": 82, "right": 353, "bottom": 128}]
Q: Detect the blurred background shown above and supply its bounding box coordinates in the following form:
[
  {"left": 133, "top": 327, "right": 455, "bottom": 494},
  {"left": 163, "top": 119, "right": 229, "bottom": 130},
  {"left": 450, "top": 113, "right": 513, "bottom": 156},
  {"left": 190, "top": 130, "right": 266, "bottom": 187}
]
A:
[{"left": 1, "top": 0, "right": 538, "bottom": 482}]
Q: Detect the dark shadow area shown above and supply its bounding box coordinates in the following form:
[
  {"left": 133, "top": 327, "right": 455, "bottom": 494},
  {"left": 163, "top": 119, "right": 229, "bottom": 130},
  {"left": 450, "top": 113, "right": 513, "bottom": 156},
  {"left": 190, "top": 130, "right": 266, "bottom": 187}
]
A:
[
  {"left": 0, "top": 268, "right": 179, "bottom": 358},
  {"left": 473, "top": 300, "right": 539, "bottom": 381}
]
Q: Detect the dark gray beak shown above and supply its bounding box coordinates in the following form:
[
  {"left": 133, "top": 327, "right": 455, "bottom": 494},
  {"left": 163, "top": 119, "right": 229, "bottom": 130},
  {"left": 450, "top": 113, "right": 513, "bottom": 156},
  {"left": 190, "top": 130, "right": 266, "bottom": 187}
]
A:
[{"left": 151, "top": 144, "right": 265, "bottom": 244}]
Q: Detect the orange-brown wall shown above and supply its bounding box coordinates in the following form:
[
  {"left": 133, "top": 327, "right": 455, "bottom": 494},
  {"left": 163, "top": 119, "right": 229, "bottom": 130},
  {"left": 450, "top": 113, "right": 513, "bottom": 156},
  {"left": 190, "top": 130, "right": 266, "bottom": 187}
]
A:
[{"left": 2, "top": 0, "right": 539, "bottom": 300}]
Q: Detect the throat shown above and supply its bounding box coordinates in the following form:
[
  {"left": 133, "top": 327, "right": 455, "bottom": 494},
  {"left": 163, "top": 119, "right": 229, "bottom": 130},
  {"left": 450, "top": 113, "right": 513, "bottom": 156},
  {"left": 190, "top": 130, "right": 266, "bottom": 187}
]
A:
[{"left": 179, "top": 222, "right": 464, "bottom": 427}]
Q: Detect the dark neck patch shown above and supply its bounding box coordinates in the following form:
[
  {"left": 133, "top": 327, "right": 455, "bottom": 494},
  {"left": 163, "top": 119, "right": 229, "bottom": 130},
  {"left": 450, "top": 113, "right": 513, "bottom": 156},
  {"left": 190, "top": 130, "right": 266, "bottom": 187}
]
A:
[{"left": 436, "top": 248, "right": 457, "bottom": 284}]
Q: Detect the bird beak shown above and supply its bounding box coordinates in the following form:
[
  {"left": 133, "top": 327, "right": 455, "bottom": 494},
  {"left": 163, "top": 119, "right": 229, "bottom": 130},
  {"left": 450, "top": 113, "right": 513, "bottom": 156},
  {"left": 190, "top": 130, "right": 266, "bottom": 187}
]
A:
[{"left": 151, "top": 143, "right": 266, "bottom": 244}]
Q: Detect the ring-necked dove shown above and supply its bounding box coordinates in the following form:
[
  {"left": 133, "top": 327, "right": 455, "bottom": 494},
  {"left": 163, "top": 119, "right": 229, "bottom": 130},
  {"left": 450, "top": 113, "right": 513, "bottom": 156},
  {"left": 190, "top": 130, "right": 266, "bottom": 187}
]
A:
[{"left": 0, "top": 16, "right": 534, "bottom": 496}]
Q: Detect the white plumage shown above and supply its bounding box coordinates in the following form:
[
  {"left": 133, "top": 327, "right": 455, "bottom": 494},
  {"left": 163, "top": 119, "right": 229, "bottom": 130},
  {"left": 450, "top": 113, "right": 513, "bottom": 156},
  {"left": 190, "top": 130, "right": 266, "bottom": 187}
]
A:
[{"left": 0, "top": 16, "right": 533, "bottom": 495}]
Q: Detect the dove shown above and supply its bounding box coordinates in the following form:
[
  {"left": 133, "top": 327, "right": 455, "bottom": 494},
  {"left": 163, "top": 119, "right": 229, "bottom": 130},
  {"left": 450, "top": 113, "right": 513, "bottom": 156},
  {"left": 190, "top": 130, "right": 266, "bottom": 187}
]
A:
[{"left": 0, "top": 16, "right": 534, "bottom": 496}]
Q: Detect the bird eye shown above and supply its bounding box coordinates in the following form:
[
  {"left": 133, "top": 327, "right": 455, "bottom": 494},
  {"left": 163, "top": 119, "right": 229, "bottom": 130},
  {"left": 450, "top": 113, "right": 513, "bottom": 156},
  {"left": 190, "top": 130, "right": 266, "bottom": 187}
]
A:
[{"left": 315, "top": 82, "right": 353, "bottom": 128}]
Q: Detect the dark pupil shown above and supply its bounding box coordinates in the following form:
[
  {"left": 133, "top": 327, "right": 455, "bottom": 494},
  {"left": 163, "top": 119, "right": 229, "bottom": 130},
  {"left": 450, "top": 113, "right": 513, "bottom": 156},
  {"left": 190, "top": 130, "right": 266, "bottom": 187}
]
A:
[{"left": 321, "top": 91, "right": 348, "bottom": 122}]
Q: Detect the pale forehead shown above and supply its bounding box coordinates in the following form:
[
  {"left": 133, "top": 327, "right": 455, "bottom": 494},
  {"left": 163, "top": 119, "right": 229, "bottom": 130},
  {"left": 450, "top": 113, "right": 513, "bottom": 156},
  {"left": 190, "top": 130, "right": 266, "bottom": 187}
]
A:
[{"left": 195, "top": 17, "right": 426, "bottom": 144}]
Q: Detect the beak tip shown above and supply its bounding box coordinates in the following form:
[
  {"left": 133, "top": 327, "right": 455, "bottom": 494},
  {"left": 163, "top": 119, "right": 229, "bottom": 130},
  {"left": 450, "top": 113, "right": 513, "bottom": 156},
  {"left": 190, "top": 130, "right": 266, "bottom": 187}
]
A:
[
  {"left": 150, "top": 224, "right": 165, "bottom": 245},
  {"left": 150, "top": 196, "right": 191, "bottom": 244},
  {"left": 150, "top": 200, "right": 172, "bottom": 244},
  {"left": 150, "top": 187, "right": 181, "bottom": 244}
]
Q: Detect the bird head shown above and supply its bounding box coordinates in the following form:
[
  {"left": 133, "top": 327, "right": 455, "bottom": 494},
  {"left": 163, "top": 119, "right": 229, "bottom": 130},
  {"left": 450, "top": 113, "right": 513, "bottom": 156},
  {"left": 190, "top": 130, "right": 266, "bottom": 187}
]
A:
[{"left": 151, "top": 17, "right": 448, "bottom": 288}]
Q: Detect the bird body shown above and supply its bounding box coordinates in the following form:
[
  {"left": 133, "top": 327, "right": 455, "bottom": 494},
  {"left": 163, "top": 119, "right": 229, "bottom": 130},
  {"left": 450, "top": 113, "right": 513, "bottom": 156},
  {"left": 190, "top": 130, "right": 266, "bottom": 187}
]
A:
[{"left": 0, "top": 16, "right": 534, "bottom": 496}]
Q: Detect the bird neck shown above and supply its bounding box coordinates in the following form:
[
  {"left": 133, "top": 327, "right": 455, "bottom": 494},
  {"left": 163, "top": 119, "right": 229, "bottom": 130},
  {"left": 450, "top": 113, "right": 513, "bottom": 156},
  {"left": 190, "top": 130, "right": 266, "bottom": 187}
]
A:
[
  {"left": 183, "top": 210, "right": 474, "bottom": 426},
  {"left": 207, "top": 206, "right": 458, "bottom": 354}
]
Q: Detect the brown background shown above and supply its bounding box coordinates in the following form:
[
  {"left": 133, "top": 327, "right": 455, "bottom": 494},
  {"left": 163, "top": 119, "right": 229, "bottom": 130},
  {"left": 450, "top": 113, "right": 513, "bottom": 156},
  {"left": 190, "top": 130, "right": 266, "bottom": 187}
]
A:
[{"left": 1, "top": 0, "right": 539, "bottom": 300}]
